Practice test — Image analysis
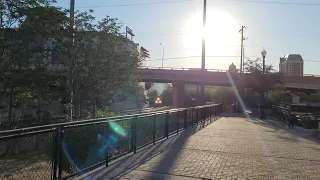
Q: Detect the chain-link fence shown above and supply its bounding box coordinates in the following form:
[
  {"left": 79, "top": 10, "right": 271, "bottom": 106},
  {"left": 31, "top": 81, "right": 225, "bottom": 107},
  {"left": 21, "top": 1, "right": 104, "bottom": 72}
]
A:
[
  {"left": 0, "top": 130, "right": 54, "bottom": 180},
  {"left": 0, "top": 104, "right": 223, "bottom": 180}
]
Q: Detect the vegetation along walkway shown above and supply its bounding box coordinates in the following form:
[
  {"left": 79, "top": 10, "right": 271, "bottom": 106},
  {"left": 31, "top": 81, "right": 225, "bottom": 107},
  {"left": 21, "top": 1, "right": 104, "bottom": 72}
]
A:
[{"left": 77, "top": 114, "right": 320, "bottom": 180}]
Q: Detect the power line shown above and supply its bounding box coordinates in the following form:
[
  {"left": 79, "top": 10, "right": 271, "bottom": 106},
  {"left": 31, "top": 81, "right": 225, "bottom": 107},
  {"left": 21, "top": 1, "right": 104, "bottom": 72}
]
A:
[
  {"left": 132, "top": 29, "right": 320, "bottom": 39},
  {"left": 225, "top": 0, "right": 320, "bottom": 6},
  {"left": 165, "top": 45, "right": 244, "bottom": 51},
  {"left": 250, "top": 28, "right": 320, "bottom": 36},
  {"left": 75, "top": 0, "right": 320, "bottom": 9},
  {"left": 77, "top": 0, "right": 193, "bottom": 9}
]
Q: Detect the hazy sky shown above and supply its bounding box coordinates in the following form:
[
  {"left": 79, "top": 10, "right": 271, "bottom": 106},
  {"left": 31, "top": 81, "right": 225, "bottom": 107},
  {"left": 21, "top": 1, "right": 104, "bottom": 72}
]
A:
[{"left": 56, "top": 0, "right": 320, "bottom": 75}]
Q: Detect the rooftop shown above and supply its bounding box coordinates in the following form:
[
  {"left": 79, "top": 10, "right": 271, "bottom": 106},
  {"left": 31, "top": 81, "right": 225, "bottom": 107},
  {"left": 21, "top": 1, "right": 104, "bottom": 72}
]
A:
[{"left": 285, "top": 54, "right": 303, "bottom": 61}]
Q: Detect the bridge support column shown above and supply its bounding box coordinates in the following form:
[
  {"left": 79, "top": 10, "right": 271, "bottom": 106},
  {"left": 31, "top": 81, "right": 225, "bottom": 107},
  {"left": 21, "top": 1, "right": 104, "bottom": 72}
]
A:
[{"left": 172, "top": 81, "right": 185, "bottom": 108}]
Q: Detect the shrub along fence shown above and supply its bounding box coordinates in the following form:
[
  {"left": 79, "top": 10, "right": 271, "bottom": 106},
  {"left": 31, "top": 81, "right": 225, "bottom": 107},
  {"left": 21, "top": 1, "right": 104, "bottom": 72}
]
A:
[
  {"left": 0, "top": 104, "right": 223, "bottom": 180},
  {"left": 271, "top": 105, "right": 320, "bottom": 129}
]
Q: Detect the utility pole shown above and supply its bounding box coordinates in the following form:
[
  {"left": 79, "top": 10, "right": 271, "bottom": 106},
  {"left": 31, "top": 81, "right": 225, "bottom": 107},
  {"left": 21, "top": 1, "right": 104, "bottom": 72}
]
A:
[
  {"left": 239, "top": 26, "right": 247, "bottom": 73},
  {"left": 160, "top": 43, "right": 164, "bottom": 69},
  {"left": 237, "top": 26, "right": 247, "bottom": 113},
  {"left": 200, "top": 0, "right": 207, "bottom": 105},
  {"left": 70, "top": 0, "right": 75, "bottom": 121}
]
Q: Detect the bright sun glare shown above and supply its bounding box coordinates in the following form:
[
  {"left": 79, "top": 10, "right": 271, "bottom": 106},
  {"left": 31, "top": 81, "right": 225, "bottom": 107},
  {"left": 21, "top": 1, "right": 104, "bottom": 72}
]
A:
[{"left": 181, "top": 9, "right": 239, "bottom": 67}]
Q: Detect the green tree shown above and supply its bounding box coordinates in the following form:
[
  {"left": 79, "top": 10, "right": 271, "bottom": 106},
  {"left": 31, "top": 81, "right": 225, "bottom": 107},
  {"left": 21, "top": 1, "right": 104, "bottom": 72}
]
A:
[
  {"left": 66, "top": 10, "right": 144, "bottom": 119},
  {"left": 0, "top": 0, "right": 68, "bottom": 126},
  {"left": 268, "top": 88, "right": 290, "bottom": 104},
  {"left": 0, "top": 3, "right": 146, "bottom": 127},
  {"left": 241, "top": 58, "right": 283, "bottom": 105}
]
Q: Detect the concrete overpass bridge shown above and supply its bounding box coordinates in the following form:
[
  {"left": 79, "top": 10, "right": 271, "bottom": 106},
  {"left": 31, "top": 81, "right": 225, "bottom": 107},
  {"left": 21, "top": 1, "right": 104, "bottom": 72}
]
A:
[{"left": 141, "top": 67, "right": 320, "bottom": 107}]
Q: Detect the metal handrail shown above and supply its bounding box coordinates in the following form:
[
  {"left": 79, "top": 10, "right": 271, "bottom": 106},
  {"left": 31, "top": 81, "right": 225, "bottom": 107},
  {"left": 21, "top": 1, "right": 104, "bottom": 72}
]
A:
[
  {"left": 0, "top": 103, "right": 223, "bottom": 180},
  {"left": 0, "top": 104, "right": 215, "bottom": 136}
]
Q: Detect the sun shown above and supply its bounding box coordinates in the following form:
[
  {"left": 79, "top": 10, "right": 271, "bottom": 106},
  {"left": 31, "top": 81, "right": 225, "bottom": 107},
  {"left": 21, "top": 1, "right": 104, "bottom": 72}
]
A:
[{"left": 181, "top": 9, "right": 239, "bottom": 68}]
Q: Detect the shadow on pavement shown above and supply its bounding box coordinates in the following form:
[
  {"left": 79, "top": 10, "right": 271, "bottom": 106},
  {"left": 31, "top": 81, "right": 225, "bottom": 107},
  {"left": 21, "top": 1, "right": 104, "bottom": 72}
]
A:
[
  {"left": 77, "top": 118, "right": 216, "bottom": 180},
  {"left": 247, "top": 113, "right": 320, "bottom": 144},
  {"left": 264, "top": 118, "right": 320, "bottom": 144}
]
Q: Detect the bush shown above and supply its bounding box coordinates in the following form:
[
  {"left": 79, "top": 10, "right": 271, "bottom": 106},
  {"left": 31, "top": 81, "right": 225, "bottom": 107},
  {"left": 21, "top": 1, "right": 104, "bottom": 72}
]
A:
[{"left": 301, "top": 119, "right": 318, "bottom": 129}]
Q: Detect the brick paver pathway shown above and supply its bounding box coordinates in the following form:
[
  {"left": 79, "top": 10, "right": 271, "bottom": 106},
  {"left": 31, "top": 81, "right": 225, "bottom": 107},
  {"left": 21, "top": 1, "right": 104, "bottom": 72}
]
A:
[{"left": 78, "top": 115, "right": 320, "bottom": 180}]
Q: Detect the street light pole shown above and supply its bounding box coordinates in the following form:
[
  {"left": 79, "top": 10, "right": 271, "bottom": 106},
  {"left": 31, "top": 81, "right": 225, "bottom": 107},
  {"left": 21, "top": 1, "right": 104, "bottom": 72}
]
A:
[
  {"left": 260, "top": 48, "right": 267, "bottom": 119},
  {"left": 200, "top": 0, "right": 207, "bottom": 105},
  {"left": 160, "top": 43, "right": 164, "bottom": 69}
]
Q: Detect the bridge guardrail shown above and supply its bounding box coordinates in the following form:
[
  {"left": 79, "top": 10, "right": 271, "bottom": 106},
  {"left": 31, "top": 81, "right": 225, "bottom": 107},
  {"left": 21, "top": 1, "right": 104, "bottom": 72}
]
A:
[
  {"left": 141, "top": 66, "right": 229, "bottom": 72},
  {"left": 0, "top": 104, "right": 223, "bottom": 180},
  {"left": 141, "top": 66, "right": 320, "bottom": 77}
]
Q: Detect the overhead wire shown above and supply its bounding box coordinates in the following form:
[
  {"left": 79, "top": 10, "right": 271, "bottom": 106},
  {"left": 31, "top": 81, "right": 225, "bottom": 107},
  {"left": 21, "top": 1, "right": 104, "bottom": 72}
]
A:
[
  {"left": 72, "top": 0, "right": 320, "bottom": 65},
  {"left": 76, "top": 0, "right": 320, "bottom": 9},
  {"left": 77, "top": 0, "right": 194, "bottom": 9},
  {"left": 224, "top": 0, "right": 320, "bottom": 6}
]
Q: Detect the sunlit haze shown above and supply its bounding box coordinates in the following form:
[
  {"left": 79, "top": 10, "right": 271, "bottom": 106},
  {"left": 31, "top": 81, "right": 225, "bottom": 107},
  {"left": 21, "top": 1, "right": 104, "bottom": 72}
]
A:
[{"left": 56, "top": 0, "right": 320, "bottom": 75}]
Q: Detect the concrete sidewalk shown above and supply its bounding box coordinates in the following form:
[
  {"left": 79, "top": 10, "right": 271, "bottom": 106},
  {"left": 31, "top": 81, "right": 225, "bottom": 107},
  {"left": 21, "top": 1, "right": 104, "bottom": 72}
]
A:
[{"left": 77, "top": 115, "right": 320, "bottom": 180}]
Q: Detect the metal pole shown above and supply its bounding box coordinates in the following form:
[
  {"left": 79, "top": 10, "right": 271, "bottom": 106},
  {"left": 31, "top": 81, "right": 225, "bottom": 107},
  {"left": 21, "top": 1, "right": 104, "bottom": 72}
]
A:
[
  {"left": 200, "top": 0, "right": 206, "bottom": 105},
  {"left": 260, "top": 56, "right": 266, "bottom": 119},
  {"left": 160, "top": 43, "right": 164, "bottom": 69},
  {"left": 70, "top": 0, "right": 75, "bottom": 121},
  {"left": 240, "top": 26, "right": 244, "bottom": 74}
]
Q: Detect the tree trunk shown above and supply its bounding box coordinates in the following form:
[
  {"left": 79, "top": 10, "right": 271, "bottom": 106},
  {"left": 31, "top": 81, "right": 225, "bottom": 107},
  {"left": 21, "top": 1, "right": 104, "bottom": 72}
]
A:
[
  {"left": 74, "top": 94, "right": 80, "bottom": 120},
  {"left": 37, "top": 97, "right": 41, "bottom": 122},
  {"left": 8, "top": 86, "right": 13, "bottom": 124},
  {"left": 92, "top": 101, "right": 96, "bottom": 119},
  {"left": 79, "top": 97, "right": 83, "bottom": 120}
]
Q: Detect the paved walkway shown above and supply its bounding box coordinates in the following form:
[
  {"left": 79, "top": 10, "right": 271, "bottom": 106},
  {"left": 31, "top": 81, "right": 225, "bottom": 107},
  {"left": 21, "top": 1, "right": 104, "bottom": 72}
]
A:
[{"left": 77, "top": 114, "right": 320, "bottom": 180}]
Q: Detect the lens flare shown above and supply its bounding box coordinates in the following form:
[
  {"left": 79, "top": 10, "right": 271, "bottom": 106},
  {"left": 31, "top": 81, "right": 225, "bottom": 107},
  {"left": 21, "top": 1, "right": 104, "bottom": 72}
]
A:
[
  {"left": 109, "top": 121, "right": 126, "bottom": 137},
  {"left": 61, "top": 121, "right": 128, "bottom": 179},
  {"left": 97, "top": 134, "right": 117, "bottom": 154},
  {"left": 62, "top": 138, "right": 94, "bottom": 180},
  {"left": 226, "top": 71, "right": 251, "bottom": 119}
]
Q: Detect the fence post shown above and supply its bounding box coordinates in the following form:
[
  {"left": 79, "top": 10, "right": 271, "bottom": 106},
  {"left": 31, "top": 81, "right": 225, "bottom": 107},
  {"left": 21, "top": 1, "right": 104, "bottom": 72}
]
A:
[
  {"left": 105, "top": 121, "right": 110, "bottom": 167},
  {"left": 209, "top": 106, "right": 212, "bottom": 123},
  {"left": 131, "top": 117, "right": 134, "bottom": 152},
  {"left": 57, "top": 127, "right": 64, "bottom": 180},
  {"left": 165, "top": 112, "right": 169, "bottom": 139},
  {"left": 133, "top": 115, "right": 137, "bottom": 153},
  {"left": 184, "top": 109, "right": 187, "bottom": 129},
  {"left": 205, "top": 107, "right": 208, "bottom": 121},
  {"left": 153, "top": 113, "right": 156, "bottom": 145},
  {"left": 176, "top": 111, "right": 179, "bottom": 134},
  {"left": 196, "top": 108, "right": 199, "bottom": 124},
  {"left": 51, "top": 128, "right": 59, "bottom": 180},
  {"left": 191, "top": 108, "right": 194, "bottom": 127}
]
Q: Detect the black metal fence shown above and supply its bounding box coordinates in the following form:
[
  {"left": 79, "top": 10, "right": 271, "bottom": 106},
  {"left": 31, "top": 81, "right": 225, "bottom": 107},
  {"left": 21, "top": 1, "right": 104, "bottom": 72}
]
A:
[
  {"left": 0, "top": 104, "right": 223, "bottom": 180},
  {"left": 271, "top": 105, "right": 320, "bottom": 129}
]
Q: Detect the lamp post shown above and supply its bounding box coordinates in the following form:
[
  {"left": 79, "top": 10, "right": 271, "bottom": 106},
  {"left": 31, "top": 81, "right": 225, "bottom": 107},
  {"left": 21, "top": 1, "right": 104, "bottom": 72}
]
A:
[
  {"left": 260, "top": 48, "right": 267, "bottom": 119},
  {"left": 160, "top": 43, "right": 164, "bottom": 69}
]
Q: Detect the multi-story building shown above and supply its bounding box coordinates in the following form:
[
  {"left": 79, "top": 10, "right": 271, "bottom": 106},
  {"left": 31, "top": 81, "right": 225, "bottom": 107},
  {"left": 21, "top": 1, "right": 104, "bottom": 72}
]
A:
[{"left": 279, "top": 54, "right": 304, "bottom": 76}]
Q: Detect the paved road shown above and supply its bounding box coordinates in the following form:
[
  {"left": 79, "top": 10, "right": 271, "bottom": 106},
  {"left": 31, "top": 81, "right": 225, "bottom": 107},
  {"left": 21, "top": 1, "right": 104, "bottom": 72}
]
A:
[{"left": 78, "top": 114, "right": 320, "bottom": 180}]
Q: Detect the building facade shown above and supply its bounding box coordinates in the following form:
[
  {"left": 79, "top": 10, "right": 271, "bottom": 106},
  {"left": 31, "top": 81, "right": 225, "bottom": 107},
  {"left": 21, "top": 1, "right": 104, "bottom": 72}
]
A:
[{"left": 279, "top": 54, "right": 304, "bottom": 76}]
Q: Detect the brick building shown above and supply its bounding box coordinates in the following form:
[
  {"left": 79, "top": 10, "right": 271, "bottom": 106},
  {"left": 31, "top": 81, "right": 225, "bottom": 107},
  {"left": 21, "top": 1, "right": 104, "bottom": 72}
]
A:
[{"left": 279, "top": 54, "right": 304, "bottom": 76}]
